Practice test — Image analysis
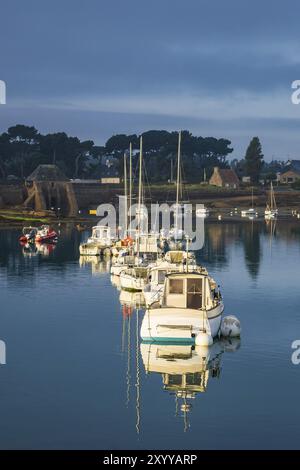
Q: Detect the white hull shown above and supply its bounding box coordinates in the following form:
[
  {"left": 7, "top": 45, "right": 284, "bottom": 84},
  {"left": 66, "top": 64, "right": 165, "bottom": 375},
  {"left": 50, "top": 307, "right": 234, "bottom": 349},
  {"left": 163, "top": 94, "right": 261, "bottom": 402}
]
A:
[
  {"left": 143, "top": 285, "right": 164, "bottom": 307},
  {"left": 120, "top": 272, "right": 146, "bottom": 291},
  {"left": 110, "top": 264, "right": 127, "bottom": 276},
  {"left": 140, "top": 303, "right": 224, "bottom": 343},
  {"left": 241, "top": 209, "right": 257, "bottom": 218},
  {"left": 196, "top": 209, "right": 209, "bottom": 217},
  {"left": 265, "top": 209, "right": 278, "bottom": 219},
  {"left": 79, "top": 244, "right": 102, "bottom": 256}
]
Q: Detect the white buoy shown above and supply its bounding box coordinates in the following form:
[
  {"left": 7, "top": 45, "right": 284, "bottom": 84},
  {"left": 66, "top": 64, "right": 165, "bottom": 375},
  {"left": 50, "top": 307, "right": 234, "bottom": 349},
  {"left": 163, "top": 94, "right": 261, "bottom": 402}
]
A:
[
  {"left": 220, "top": 315, "right": 241, "bottom": 338},
  {"left": 195, "top": 332, "right": 213, "bottom": 346},
  {"left": 218, "top": 215, "right": 222, "bottom": 221}
]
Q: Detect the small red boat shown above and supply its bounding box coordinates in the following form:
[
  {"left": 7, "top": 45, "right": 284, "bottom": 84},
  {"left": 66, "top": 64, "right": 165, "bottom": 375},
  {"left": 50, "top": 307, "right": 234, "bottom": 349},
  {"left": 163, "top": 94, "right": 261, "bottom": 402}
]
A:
[
  {"left": 35, "top": 225, "right": 58, "bottom": 243},
  {"left": 19, "top": 227, "right": 38, "bottom": 243}
]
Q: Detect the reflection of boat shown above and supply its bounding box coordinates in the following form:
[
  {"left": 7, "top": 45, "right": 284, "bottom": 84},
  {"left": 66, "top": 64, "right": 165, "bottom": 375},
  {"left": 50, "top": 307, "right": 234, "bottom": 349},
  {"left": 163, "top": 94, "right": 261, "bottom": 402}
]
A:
[
  {"left": 35, "top": 225, "right": 58, "bottom": 243},
  {"left": 140, "top": 340, "right": 234, "bottom": 431},
  {"left": 265, "top": 182, "right": 278, "bottom": 219},
  {"left": 35, "top": 242, "right": 56, "bottom": 256},
  {"left": 19, "top": 226, "right": 37, "bottom": 243},
  {"left": 79, "top": 255, "right": 111, "bottom": 274},
  {"left": 140, "top": 271, "right": 223, "bottom": 342},
  {"left": 119, "top": 290, "right": 145, "bottom": 309},
  {"left": 21, "top": 242, "right": 38, "bottom": 257}
]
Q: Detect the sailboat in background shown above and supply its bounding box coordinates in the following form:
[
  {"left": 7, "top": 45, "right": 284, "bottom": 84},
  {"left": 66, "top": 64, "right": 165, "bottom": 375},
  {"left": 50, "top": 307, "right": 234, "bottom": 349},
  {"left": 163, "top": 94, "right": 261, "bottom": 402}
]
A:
[
  {"left": 168, "top": 131, "right": 185, "bottom": 246},
  {"left": 265, "top": 181, "right": 278, "bottom": 219},
  {"left": 120, "top": 136, "right": 149, "bottom": 292},
  {"left": 241, "top": 187, "right": 258, "bottom": 219}
]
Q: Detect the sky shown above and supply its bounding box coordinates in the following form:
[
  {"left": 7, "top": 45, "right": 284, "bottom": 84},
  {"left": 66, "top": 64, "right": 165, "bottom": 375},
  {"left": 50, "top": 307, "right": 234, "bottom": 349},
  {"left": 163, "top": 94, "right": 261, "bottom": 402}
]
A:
[{"left": 1, "top": 0, "right": 300, "bottom": 160}]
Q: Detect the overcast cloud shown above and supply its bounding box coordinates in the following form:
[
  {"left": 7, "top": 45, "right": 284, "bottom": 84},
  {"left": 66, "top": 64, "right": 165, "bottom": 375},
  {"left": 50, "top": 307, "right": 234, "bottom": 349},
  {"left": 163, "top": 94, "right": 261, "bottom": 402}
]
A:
[{"left": 1, "top": 0, "right": 300, "bottom": 159}]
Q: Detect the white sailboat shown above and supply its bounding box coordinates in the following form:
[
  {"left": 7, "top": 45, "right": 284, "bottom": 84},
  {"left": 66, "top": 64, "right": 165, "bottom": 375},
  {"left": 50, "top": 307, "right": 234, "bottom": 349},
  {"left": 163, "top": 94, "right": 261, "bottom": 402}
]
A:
[
  {"left": 241, "top": 187, "right": 258, "bottom": 219},
  {"left": 168, "top": 131, "right": 186, "bottom": 246},
  {"left": 265, "top": 181, "right": 278, "bottom": 219},
  {"left": 140, "top": 270, "right": 223, "bottom": 343},
  {"left": 120, "top": 136, "right": 150, "bottom": 292}
]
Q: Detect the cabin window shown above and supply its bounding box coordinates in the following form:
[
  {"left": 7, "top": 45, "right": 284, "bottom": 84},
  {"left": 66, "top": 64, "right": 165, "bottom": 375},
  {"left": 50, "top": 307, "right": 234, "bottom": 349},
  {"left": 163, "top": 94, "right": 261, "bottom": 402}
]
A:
[
  {"left": 169, "top": 279, "right": 183, "bottom": 294},
  {"left": 158, "top": 271, "right": 166, "bottom": 284},
  {"left": 187, "top": 278, "right": 202, "bottom": 309}
]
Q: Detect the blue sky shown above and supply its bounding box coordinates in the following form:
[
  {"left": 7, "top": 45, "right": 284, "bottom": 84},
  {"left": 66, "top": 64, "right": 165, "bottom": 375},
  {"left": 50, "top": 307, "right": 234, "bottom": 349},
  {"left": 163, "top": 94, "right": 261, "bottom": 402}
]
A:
[{"left": 1, "top": 0, "right": 300, "bottom": 159}]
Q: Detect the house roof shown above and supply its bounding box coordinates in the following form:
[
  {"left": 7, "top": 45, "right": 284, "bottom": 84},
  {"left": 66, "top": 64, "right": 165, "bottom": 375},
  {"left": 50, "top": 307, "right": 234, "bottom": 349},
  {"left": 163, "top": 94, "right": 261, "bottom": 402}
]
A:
[
  {"left": 26, "top": 165, "right": 68, "bottom": 182},
  {"left": 214, "top": 168, "right": 239, "bottom": 185},
  {"left": 280, "top": 169, "right": 300, "bottom": 177}
]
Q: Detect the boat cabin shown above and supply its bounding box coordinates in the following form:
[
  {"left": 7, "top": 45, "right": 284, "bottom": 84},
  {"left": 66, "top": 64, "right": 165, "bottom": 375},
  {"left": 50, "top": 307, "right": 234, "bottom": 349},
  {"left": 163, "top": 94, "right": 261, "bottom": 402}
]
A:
[
  {"left": 90, "top": 225, "right": 114, "bottom": 244},
  {"left": 136, "top": 234, "right": 159, "bottom": 254},
  {"left": 162, "top": 272, "right": 217, "bottom": 310}
]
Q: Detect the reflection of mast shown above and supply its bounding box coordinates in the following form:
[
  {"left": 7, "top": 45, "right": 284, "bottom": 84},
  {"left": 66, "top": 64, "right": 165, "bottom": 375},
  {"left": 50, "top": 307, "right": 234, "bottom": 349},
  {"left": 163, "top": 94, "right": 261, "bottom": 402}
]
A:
[
  {"left": 129, "top": 143, "right": 132, "bottom": 234},
  {"left": 266, "top": 217, "right": 277, "bottom": 253},
  {"left": 121, "top": 312, "right": 126, "bottom": 353},
  {"left": 135, "top": 308, "right": 140, "bottom": 435},
  {"left": 126, "top": 315, "right": 131, "bottom": 407},
  {"left": 124, "top": 153, "right": 128, "bottom": 236}
]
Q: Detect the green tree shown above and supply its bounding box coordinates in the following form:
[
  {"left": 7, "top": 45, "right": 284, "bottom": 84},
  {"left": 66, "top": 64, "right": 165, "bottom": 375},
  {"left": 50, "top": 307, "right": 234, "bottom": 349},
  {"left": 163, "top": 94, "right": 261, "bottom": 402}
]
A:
[
  {"left": 7, "top": 125, "right": 40, "bottom": 178},
  {"left": 245, "top": 137, "right": 264, "bottom": 184}
]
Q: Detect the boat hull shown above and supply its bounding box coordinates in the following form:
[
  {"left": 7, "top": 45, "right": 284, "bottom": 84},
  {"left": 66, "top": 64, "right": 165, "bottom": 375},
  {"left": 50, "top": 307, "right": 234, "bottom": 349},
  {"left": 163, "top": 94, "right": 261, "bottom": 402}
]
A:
[
  {"left": 120, "top": 273, "right": 146, "bottom": 292},
  {"left": 140, "top": 303, "right": 224, "bottom": 343}
]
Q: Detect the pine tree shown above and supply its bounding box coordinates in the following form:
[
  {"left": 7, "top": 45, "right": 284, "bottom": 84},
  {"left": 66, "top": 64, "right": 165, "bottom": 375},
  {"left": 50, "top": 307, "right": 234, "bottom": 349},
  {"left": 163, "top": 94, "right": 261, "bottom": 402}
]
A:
[{"left": 245, "top": 137, "right": 264, "bottom": 184}]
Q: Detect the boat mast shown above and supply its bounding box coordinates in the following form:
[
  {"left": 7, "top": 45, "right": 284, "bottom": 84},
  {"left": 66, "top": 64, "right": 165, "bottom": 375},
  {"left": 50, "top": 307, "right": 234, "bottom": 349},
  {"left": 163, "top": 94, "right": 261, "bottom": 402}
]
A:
[
  {"left": 175, "top": 131, "right": 181, "bottom": 232},
  {"left": 129, "top": 142, "right": 132, "bottom": 235},
  {"left": 137, "top": 136, "right": 143, "bottom": 257},
  {"left": 186, "top": 236, "right": 189, "bottom": 273},
  {"left": 124, "top": 153, "right": 128, "bottom": 236},
  {"left": 271, "top": 181, "right": 277, "bottom": 210},
  {"left": 176, "top": 131, "right": 181, "bottom": 209}
]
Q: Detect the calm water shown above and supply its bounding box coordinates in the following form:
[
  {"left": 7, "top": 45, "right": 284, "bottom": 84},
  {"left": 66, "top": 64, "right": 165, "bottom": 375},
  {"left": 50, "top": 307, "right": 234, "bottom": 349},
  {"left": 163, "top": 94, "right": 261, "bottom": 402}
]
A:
[{"left": 0, "top": 220, "right": 300, "bottom": 449}]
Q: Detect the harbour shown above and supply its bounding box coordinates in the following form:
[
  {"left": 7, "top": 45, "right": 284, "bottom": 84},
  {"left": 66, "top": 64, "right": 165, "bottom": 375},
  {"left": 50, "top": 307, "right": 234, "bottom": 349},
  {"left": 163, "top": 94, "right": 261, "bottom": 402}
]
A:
[{"left": 0, "top": 218, "right": 300, "bottom": 449}]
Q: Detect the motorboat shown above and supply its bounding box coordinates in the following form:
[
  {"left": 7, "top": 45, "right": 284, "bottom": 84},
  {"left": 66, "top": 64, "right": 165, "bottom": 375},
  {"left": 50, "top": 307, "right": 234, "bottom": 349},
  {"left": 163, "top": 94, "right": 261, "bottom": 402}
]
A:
[
  {"left": 110, "top": 250, "right": 137, "bottom": 277},
  {"left": 35, "top": 225, "right": 58, "bottom": 243},
  {"left": 143, "top": 251, "right": 202, "bottom": 307},
  {"left": 196, "top": 206, "right": 209, "bottom": 217},
  {"left": 119, "top": 265, "right": 148, "bottom": 292},
  {"left": 19, "top": 226, "right": 37, "bottom": 243},
  {"left": 79, "top": 225, "right": 115, "bottom": 256},
  {"left": 140, "top": 271, "right": 223, "bottom": 343}
]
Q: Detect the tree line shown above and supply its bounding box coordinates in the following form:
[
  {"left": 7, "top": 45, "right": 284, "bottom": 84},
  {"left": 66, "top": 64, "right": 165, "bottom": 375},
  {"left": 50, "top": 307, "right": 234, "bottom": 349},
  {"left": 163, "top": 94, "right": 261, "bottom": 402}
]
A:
[
  {"left": 0, "top": 124, "right": 277, "bottom": 184},
  {"left": 0, "top": 125, "right": 234, "bottom": 182}
]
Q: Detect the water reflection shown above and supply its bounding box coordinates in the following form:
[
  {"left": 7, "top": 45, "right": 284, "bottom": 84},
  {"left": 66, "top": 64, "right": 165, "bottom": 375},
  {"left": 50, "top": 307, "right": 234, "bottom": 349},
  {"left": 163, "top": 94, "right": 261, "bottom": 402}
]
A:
[
  {"left": 79, "top": 255, "right": 111, "bottom": 275},
  {"left": 243, "top": 221, "right": 261, "bottom": 279},
  {"left": 0, "top": 219, "right": 300, "bottom": 448},
  {"left": 140, "top": 339, "right": 240, "bottom": 432}
]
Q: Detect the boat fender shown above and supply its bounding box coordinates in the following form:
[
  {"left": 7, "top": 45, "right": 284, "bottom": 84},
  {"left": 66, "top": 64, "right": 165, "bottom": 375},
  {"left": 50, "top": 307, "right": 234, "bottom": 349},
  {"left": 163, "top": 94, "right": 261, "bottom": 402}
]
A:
[
  {"left": 221, "top": 315, "right": 241, "bottom": 337},
  {"left": 195, "top": 332, "right": 213, "bottom": 346}
]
